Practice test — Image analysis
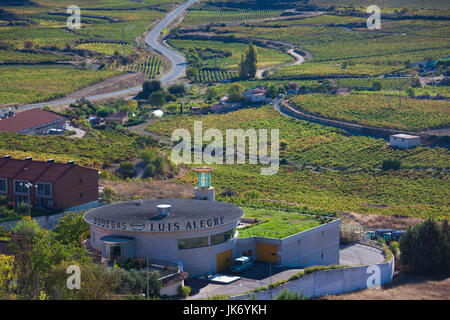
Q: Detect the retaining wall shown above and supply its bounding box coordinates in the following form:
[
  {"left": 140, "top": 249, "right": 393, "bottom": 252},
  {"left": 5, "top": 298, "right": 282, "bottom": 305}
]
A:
[{"left": 231, "top": 256, "right": 394, "bottom": 300}]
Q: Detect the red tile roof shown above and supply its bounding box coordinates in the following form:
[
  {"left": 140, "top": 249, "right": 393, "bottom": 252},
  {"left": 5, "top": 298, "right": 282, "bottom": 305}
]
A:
[
  {"left": 0, "top": 158, "right": 97, "bottom": 183},
  {"left": 0, "top": 109, "right": 65, "bottom": 133}
]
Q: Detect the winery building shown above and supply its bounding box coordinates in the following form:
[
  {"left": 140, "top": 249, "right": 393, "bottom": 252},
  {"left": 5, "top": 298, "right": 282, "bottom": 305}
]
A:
[{"left": 84, "top": 168, "right": 340, "bottom": 277}]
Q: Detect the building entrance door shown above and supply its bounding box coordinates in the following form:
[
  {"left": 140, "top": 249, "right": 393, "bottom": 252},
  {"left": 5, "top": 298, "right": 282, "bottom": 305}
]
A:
[
  {"left": 216, "top": 249, "right": 232, "bottom": 272},
  {"left": 110, "top": 245, "right": 122, "bottom": 262},
  {"left": 256, "top": 243, "right": 278, "bottom": 263}
]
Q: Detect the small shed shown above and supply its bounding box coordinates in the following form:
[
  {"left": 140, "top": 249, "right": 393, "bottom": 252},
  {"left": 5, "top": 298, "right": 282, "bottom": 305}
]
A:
[{"left": 389, "top": 134, "right": 421, "bottom": 148}]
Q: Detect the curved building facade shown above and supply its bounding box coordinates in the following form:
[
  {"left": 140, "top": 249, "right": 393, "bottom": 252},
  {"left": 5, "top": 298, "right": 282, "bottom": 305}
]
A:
[{"left": 84, "top": 198, "right": 244, "bottom": 277}]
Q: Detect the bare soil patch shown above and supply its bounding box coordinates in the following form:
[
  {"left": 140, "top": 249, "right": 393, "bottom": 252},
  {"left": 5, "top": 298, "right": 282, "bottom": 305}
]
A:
[
  {"left": 341, "top": 211, "right": 423, "bottom": 230},
  {"left": 320, "top": 273, "right": 450, "bottom": 300}
]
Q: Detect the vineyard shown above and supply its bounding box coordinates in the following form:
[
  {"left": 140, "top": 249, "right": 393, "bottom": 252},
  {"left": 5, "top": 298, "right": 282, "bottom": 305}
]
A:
[
  {"left": 0, "top": 65, "right": 121, "bottom": 106},
  {"left": 0, "top": 127, "right": 156, "bottom": 169},
  {"left": 146, "top": 105, "right": 450, "bottom": 219},
  {"left": 182, "top": 9, "right": 283, "bottom": 26},
  {"left": 74, "top": 42, "right": 134, "bottom": 55},
  {"left": 289, "top": 93, "right": 450, "bottom": 131},
  {"left": 196, "top": 68, "right": 237, "bottom": 83},
  {"left": 118, "top": 55, "right": 162, "bottom": 79},
  {"left": 338, "top": 77, "right": 412, "bottom": 91}
]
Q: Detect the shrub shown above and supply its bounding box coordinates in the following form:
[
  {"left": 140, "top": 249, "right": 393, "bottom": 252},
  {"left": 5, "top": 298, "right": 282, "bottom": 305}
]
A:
[
  {"left": 119, "top": 161, "right": 136, "bottom": 179},
  {"left": 399, "top": 219, "right": 449, "bottom": 274},
  {"left": 406, "top": 87, "right": 415, "bottom": 98},
  {"left": 372, "top": 81, "right": 382, "bottom": 91},
  {"left": 142, "top": 80, "right": 162, "bottom": 97},
  {"left": 274, "top": 289, "right": 307, "bottom": 300},
  {"left": 168, "top": 83, "right": 186, "bottom": 97},
  {"left": 382, "top": 159, "right": 401, "bottom": 171},
  {"left": 149, "top": 91, "right": 165, "bottom": 106},
  {"left": 178, "top": 285, "right": 191, "bottom": 297}
]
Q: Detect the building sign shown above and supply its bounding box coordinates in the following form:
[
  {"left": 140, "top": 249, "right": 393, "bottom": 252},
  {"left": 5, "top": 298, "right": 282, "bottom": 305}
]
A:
[{"left": 92, "top": 216, "right": 225, "bottom": 232}]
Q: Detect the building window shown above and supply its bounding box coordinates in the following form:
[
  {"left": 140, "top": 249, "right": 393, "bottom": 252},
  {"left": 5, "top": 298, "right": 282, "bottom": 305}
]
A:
[
  {"left": 0, "top": 178, "right": 7, "bottom": 193},
  {"left": 14, "top": 180, "right": 29, "bottom": 194},
  {"left": 16, "top": 195, "right": 29, "bottom": 206},
  {"left": 178, "top": 236, "right": 209, "bottom": 250},
  {"left": 37, "top": 182, "right": 52, "bottom": 198},
  {"left": 210, "top": 228, "right": 235, "bottom": 246}
]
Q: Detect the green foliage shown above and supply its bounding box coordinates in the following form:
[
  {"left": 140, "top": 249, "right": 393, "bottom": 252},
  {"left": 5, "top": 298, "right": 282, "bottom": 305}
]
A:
[
  {"left": 274, "top": 288, "right": 308, "bottom": 300},
  {"left": 399, "top": 219, "right": 450, "bottom": 274},
  {"left": 53, "top": 212, "right": 90, "bottom": 247},
  {"left": 149, "top": 91, "right": 165, "bottom": 106},
  {"left": 142, "top": 80, "right": 162, "bottom": 98},
  {"left": 119, "top": 161, "right": 136, "bottom": 179},
  {"left": 382, "top": 159, "right": 401, "bottom": 171},
  {"left": 178, "top": 285, "right": 191, "bottom": 297},
  {"left": 372, "top": 81, "right": 382, "bottom": 91},
  {"left": 238, "top": 43, "right": 258, "bottom": 79}
]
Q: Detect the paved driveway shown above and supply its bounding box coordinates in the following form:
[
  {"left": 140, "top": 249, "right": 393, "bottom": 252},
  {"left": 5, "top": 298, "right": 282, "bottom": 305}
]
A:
[{"left": 186, "top": 243, "right": 385, "bottom": 299}]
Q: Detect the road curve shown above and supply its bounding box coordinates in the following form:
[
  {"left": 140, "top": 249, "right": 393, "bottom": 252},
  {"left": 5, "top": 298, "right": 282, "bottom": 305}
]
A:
[{"left": 11, "top": 0, "right": 199, "bottom": 111}]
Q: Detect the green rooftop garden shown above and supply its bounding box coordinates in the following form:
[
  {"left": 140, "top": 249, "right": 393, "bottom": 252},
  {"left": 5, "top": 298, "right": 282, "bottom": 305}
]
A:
[{"left": 238, "top": 208, "right": 331, "bottom": 239}]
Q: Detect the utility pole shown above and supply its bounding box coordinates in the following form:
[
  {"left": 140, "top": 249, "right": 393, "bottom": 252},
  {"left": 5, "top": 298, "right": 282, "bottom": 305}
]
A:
[
  {"left": 146, "top": 257, "right": 149, "bottom": 299},
  {"left": 388, "top": 93, "right": 391, "bottom": 110}
]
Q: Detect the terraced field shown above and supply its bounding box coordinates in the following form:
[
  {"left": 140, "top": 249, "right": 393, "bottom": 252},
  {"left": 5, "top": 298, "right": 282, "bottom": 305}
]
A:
[
  {"left": 0, "top": 65, "right": 122, "bottom": 106},
  {"left": 147, "top": 105, "right": 450, "bottom": 219},
  {"left": 289, "top": 93, "right": 450, "bottom": 131},
  {"left": 182, "top": 9, "right": 283, "bottom": 26}
]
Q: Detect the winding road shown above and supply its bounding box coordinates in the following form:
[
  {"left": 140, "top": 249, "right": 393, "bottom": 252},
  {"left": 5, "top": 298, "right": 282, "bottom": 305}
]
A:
[{"left": 12, "top": 0, "right": 199, "bottom": 111}]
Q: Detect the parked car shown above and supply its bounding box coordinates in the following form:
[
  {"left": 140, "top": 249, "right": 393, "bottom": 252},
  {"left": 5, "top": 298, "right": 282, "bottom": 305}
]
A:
[{"left": 230, "top": 256, "right": 253, "bottom": 273}]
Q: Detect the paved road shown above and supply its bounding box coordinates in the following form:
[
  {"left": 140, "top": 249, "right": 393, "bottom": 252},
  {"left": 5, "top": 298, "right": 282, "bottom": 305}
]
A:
[{"left": 11, "top": 0, "right": 199, "bottom": 112}]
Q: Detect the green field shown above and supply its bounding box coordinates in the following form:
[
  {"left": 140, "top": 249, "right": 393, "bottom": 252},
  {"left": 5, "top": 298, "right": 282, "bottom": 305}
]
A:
[
  {"left": 0, "top": 65, "right": 121, "bottom": 105},
  {"left": 147, "top": 105, "right": 450, "bottom": 219},
  {"left": 289, "top": 93, "right": 450, "bottom": 131}
]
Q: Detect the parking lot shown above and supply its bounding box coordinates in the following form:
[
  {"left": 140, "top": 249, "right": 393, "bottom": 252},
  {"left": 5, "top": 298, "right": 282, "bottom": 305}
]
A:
[{"left": 185, "top": 243, "right": 385, "bottom": 299}]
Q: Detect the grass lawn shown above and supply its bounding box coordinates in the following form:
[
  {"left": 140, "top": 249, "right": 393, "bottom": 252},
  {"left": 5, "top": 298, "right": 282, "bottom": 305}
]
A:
[{"left": 238, "top": 208, "right": 323, "bottom": 239}]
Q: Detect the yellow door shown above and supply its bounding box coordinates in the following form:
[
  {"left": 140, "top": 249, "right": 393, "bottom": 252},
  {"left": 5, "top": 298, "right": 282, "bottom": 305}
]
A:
[
  {"left": 216, "top": 249, "right": 232, "bottom": 272},
  {"left": 256, "top": 243, "right": 278, "bottom": 263}
]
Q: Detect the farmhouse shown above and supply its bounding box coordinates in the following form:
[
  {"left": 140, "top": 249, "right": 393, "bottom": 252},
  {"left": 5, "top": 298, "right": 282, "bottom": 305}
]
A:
[
  {"left": 84, "top": 168, "right": 340, "bottom": 277},
  {"left": 389, "top": 134, "right": 421, "bottom": 148},
  {"left": 105, "top": 112, "right": 129, "bottom": 125},
  {"left": 0, "top": 156, "right": 99, "bottom": 211},
  {"left": 242, "top": 87, "right": 267, "bottom": 103},
  {"left": 0, "top": 108, "right": 65, "bottom": 135}
]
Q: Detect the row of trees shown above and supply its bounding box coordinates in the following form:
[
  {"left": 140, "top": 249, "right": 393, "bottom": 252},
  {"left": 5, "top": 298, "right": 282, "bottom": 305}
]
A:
[{"left": 140, "top": 80, "right": 186, "bottom": 107}]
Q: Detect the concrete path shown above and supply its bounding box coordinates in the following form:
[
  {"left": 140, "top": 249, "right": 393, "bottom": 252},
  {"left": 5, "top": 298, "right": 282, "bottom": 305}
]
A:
[{"left": 65, "top": 121, "right": 86, "bottom": 139}]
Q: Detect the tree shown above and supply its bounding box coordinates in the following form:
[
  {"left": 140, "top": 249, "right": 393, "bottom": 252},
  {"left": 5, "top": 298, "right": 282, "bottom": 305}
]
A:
[
  {"left": 227, "top": 83, "right": 244, "bottom": 103},
  {"left": 400, "top": 219, "right": 449, "bottom": 274},
  {"left": 372, "top": 81, "right": 382, "bottom": 91},
  {"left": 238, "top": 43, "right": 258, "bottom": 79},
  {"left": 149, "top": 91, "right": 165, "bottom": 106},
  {"left": 142, "top": 80, "right": 162, "bottom": 98},
  {"left": 186, "top": 66, "right": 198, "bottom": 80},
  {"left": 45, "top": 261, "right": 124, "bottom": 300},
  {"left": 168, "top": 83, "right": 186, "bottom": 97},
  {"left": 53, "top": 212, "right": 90, "bottom": 247},
  {"left": 205, "top": 86, "right": 218, "bottom": 101},
  {"left": 406, "top": 87, "right": 415, "bottom": 98},
  {"left": 382, "top": 159, "right": 401, "bottom": 171},
  {"left": 119, "top": 161, "right": 136, "bottom": 179}
]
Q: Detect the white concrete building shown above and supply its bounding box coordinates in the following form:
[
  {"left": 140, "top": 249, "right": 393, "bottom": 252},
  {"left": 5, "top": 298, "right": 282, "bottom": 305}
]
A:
[{"left": 389, "top": 134, "right": 421, "bottom": 148}]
